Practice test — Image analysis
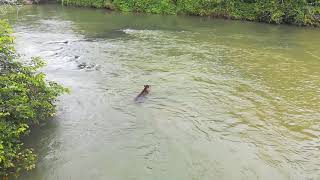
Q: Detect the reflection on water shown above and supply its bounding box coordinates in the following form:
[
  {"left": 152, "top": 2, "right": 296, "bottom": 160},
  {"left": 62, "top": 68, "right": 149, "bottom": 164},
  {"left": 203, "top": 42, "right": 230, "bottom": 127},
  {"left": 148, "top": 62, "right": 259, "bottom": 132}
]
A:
[{"left": 5, "top": 4, "right": 320, "bottom": 180}]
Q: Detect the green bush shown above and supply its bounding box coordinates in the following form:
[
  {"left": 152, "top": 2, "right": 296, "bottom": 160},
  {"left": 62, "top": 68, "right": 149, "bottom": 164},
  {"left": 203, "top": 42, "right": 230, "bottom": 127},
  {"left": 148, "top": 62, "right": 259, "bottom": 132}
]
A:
[
  {"left": 61, "top": 0, "right": 320, "bottom": 26},
  {"left": 0, "top": 19, "right": 68, "bottom": 178},
  {"left": 61, "top": 0, "right": 114, "bottom": 9},
  {"left": 111, "top": 0, "right": 176, "bottom": 14}
]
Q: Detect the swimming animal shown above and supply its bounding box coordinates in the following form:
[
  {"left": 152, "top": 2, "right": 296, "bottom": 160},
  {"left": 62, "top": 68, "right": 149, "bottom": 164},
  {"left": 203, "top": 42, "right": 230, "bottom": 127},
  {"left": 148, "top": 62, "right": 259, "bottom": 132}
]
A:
[{"left": 135, "top": 85, "right": 150, "bottom": 102}]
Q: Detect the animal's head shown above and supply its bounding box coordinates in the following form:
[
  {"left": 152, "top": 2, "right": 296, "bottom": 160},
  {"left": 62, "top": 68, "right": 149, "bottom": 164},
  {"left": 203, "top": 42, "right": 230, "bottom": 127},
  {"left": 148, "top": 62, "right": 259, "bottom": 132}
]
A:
[{"left": 144, "top": 85, "right": 150, "bottom": 89}]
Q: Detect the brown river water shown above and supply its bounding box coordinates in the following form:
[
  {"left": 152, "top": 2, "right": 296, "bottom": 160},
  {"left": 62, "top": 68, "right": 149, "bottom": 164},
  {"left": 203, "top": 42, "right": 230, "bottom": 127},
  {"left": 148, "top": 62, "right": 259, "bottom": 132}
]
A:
[{"left": 2, "top": 4, "right": 320, "bottom": 180}]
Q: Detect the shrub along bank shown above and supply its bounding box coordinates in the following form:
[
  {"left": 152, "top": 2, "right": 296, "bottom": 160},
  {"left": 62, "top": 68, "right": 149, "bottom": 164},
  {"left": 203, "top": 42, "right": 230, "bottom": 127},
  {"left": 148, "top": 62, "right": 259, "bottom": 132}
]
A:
[
  {"left": 60, "top": 0, "right": 320, "bottom": 26},
  {"left": 0, "top": 19, "right": 68, "bottom": 178}
]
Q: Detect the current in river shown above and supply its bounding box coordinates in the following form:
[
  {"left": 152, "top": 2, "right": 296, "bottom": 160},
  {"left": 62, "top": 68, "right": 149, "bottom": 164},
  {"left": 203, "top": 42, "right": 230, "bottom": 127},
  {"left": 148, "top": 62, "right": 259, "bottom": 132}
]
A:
[{"left": 3, "top": 4, "right": 320, "bottom": 180}]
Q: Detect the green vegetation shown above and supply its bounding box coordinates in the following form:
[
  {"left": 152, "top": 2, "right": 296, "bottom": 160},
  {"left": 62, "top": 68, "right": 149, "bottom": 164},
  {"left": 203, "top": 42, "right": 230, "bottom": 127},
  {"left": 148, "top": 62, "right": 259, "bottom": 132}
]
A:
[
  {"left": 60, "top": 0, "right": 320, "bottom": 26},
  {"left": 0, "top": 20, "right": 68, "bottom": 178}
]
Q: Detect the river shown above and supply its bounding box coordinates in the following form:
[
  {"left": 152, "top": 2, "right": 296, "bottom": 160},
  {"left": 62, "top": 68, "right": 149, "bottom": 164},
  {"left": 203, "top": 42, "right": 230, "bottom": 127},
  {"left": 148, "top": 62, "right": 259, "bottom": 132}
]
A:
[{"left": 4, "top": 4, "right": 320, "bottom": 180}]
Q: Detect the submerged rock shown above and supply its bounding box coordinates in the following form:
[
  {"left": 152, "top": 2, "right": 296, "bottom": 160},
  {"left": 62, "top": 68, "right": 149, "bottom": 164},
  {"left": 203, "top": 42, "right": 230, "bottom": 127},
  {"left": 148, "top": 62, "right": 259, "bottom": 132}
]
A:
[
  {"left": 77, "top": 62, "right": 101, "bottom": 71},
  {"left": 77, "top": 62, "right": 87, "bottom": 69},
  {"left": 46, "top": 40, "right": 69, "bottom": 44}
]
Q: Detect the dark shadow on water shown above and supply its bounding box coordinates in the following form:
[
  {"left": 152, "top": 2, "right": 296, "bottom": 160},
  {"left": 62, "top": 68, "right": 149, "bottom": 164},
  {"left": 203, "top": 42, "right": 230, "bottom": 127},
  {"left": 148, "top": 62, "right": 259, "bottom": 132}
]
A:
[{"left": 18, "top": 118, "right": 60, "bottom": 180}]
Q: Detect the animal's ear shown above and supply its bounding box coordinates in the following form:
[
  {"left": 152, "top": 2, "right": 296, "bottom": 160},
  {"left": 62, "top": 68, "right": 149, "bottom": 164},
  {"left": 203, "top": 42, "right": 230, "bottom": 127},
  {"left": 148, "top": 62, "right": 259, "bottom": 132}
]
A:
[{"left": 144, "top": 85, "right": 147, "bottom": 87}]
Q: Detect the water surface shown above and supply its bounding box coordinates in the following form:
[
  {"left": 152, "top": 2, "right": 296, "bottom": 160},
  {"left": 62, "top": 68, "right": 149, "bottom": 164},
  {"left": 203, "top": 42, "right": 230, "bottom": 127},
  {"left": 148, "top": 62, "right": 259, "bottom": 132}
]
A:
[{"left": 4, "top": 4, "right": 320, "bottom": 180}]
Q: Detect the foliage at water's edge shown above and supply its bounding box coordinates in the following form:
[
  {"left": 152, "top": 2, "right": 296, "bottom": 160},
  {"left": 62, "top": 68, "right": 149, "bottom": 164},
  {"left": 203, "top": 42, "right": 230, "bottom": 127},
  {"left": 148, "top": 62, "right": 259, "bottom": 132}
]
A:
[
  {"left": 0, "top": 19, "right": 69, "bottom": 178},
  {"left": 59, "top": 0, "right": 320, "bottom": 27}
]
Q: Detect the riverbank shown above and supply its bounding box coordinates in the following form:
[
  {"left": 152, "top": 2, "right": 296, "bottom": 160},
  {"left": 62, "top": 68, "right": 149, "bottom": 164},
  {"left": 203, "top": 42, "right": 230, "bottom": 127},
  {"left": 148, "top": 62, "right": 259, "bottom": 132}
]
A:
[
  {"left": 59, "top": 0, "right": 320, "bottom": 27},
  {"left": 0, "top": 19, "right": 68, "bottom": 178}
]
